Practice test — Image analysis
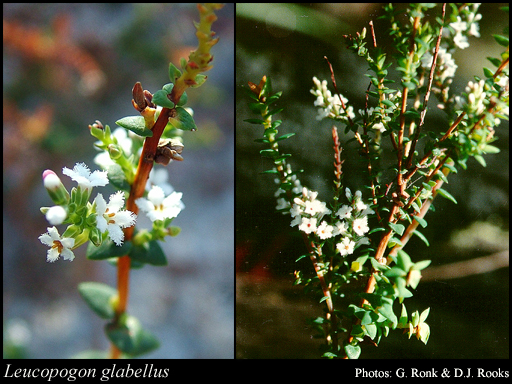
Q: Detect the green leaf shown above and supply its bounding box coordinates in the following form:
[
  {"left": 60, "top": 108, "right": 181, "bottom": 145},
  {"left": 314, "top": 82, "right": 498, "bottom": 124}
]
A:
[
  {"left": 259, "top": 149, "right": 277, "bottom": 158},
  {"left": 389, "top": 222, "right": 405, "bottom": 236},
  {"left": 436, "top": 187, "right": 457, "bottom": 204},
  {"left": 191, "top": 74, "right": 207, "bottom": 88},
  {"left": 86, "top": 240, "right": 133, "bottom": 260},
  {"left": 105, "top": 315, "right": 160, "bottom": 357},
  {"left": 265, "top": 107, "right": 284, "bottom": 117},
  {"left": 276, "top": 133, "right": 296, "bottom": 141},
  {"left": 413, "top": 230, "right": 430, "bottom": 247},
  {"left": 378, "top": 302, "right": 398, "bottom": 325},
  {"left": 413, "top": 216, "right": 427, "bottom": 228},
  {"left": 483, "top": 67, "right": 494, "bottom": 78},
  {"left": 168, "top": 63, "right": 182, "bottom": 82},
  {"left": 106, "top": 164, "right": 131, "bottom": 192},
  {"left": 152, "top": 89, "right": 175, "bottom": 109},
  {"left": 364, "top": 323, "right": 378, "bottom": 340},
  {"left": 115, "top": 116, "right": 153, "bottom": 137},
  {"left": 414, "top": 259, "right": 432, "bottom": 271},
  {"left": 244, "top": 118, "right": 266, "bottom": 125},
  {"left": 344, "top": 343, "right": 361, "bottom": 359},
  {"left": 493, "top": 34, "right": 509, "bottom": 47},
  {"left": 77, "top": 282, "right": 117, "bottom": 320},
  {"left": 129, "top": 240, "right": 168, "bottom": 266},
  {"left": 168, "top": 107, "right": 197, "bottom": 131},
  {"left": 482, "top": 144, "right": 500, "bottom": 154}
]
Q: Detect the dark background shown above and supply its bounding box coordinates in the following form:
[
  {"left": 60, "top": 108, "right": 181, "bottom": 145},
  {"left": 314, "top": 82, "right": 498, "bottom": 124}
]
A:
[
  {"left": 4, "top": 3, "right": 234, "bottom": 358},
  {"left": 236, "top": 3, "right": 508, "bottom": 359}
]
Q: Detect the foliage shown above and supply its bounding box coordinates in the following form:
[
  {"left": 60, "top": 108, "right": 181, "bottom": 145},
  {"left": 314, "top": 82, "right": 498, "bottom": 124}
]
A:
[
  {"left": 38, "top": 3, "right": 224, "bottom": 358},
  {"left": 242, "top": 3, "right": 508, "bottom": 358}
]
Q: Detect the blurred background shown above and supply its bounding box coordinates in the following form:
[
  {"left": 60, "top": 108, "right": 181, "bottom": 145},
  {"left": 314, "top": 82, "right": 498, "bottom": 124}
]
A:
[
  {"left": 4, "top": 3, "right": 234, "bottom": 358},
  {"left": 236, "top": 4, "right": 508, "bottom": 358}
]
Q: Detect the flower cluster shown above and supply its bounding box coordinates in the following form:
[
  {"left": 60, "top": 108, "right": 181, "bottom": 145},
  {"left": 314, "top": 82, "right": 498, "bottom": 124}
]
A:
[
  {"left": 310, "top": 76, "right": 355, "bottom": 122},
  {"left": 39, "top": 159, "right": 185, "bottom": 262},
  {"left": 290, "top": 187, "right": 373, "bottom": 257},
  {"left": 38, "top": 163, "right": 136, "bottom": 262},
  {"left": 446, "top": 4, "right": 482, "bottom": 50},
  {"left": 454, "top": 79, "right": 488, "bottom": 116}
]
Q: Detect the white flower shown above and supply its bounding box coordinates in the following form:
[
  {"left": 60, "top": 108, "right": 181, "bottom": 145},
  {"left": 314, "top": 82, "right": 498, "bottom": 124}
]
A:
[
  {"left": 298, "top": 217, "right": 317, "bottom": 234},
  {"left": 45, "top": 206, "right": 67, "bottom": 225},
  {"left": 304, "top": 199, "right": 330, "bottom": 217},
  {"left": 336, "top": 237, "right": 355, "bottom": 256},
  {"left": 332, "top": 221, "right": 347, "bottom": 236},
  {"left": 63, "top": 162, "right": 108, "bottom": 189},
  {"left": 39, "top": 227, "right": 75, "bottom": 262},
  {"left": 453, "top": 33, "right": 469, "bottom": 49},
  {"left": 336, "top": 205, "right": 352, "bottom": 219},
  {"left": 450, "top": 16, "right": 467, "bottom": 33},
  {"left": 95, "top": 191, "right": 137, "bottom": 246},
  {"left": 290, "top": 204, "right": 303, "bottom": 218},
  {"left": 290, "top": 215, "right": 302, "bottom": 227},
  {"left": 316, "top": 221, "right": 334, "bottom": 240},
  {"left": 276, "top": 197, "right": 289, "bottom": 211},
  {"left": 353, "top": 216, "right": 370, "bottom": 236},
  {"left": 135, "top": 185, "right": 184, "bottom": 222},
  {"left": 373, "top": 122, "right": 386, "bottom": 133}
]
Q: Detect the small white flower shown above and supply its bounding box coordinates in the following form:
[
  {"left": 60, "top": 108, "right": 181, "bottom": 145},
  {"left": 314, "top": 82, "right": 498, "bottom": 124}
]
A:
[
  {"left": 39, "top": 226, "right": 75, "bottom": 262},
  {"left": 450, "top": 16, "right": 467, "bottom": 33},
  {"left": 337, "top": 237, "right": 355, "bottom": 256},
  {"left": 336, "top": 205, "right": 352, "bottom": 219},
  {"left": 353, "top": 216, "right": 370, "bottom": 236},
  {"left": 453, "top": 33, "right": 469, "bottom": 49},
  {"left": 316, "top": 221, "right": 334, "bottom": 240},
  {"left": 373, "top": 122, "right": 386, "bottom": 133},
  {"left": 63, "top": 162, "right": 108, "bottom": 189},
  {"left": 290, "top": 215, "right": 302, "bottom": 227},
  {"left": 290, "top": 204, "right": 303, "bottom": 218},
  {"left": 298, "top": 217, "right": 317, "bottom": 234},
  {"left": 95, "top": 191, "right": 137, "bottom": 246},
  {"left": 332, "top": 221, "right": 348, "bottom": 236},
  {"left": 45, "top": 206, "right": 67, "bottom": 225},
  {"left": 276, "top": 198, "right": 289, "bottom": 211},
  {"left": 135, "top": 185, "right": 184, "bottom": 222},
  {"left": 304, "top": 199, "right": 331, "bottom": 217}
]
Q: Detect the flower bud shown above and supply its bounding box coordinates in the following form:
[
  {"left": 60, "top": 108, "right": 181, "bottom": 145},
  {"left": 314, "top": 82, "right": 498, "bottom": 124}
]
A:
[
  {"left": 45, "top": 206, "right": 68, "bottom": 225},
  {"left": 108, "top": 144, "right": 123, "bottom": 160},
  {"left": 42, "top": 170, "right": 70, "bottom": 205}
]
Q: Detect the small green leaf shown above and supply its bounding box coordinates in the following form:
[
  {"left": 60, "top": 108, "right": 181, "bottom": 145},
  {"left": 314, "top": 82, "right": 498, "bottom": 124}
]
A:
[
  {"left": 413, "top": 216, "right": 427, "bottom": 228},
  {"left": 168, "top": 63, "right": 182, "bottom": 82},
  {"left": 129, "top": 240, "right": 167, "bottom": 266},
  {"left": 86, "top": 240, "right": 133, "bottom": 260},
  {"left": 105, "top": 315, "right": 160, "bottom": 357},
  {"left": 106, "top": 164, "right": 131, "bottom": 192},
  {"left": 493, "top": 34, "right": 509, "bottom": 47},
  {"left": 276, "top": 133, "right": 296, "bottom": 141},
  {"left": 482, "top": 144, "right": 500, "bottom": 154},
  {"left": 115, "top": 116, "right": 153, "bottom": 137},
  {"left": 344, "top": 343, "right": 362, "bottom": 359},
  {"left": 259, "top": 149, "right": 277, "bottom": 158},
  {"left": 191, "top": 74, "right": 207, "bottom": 88},
  {"left": 244, "top": 118, "right": 266, "bottom": 125},
  {"left": 389, "top": 222, "right": 405, "bottom": 236},
  {"left": 436, "top": 187, "right": 457, "bottom": 204},
  {"left": 413, "top": 230, "right": 430, "bottom": 246},
  {"left": 414, "top": 259, "right": 432, "bottom": 271},
  {"left": 168, "top": 107, "right": 197, "bottom": 131},
  {"left": 78, "top": 282, "right": 117, "bottom": 320},
  {"left": 152, "top": 90, "right": 175, "bottom": 109}
]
